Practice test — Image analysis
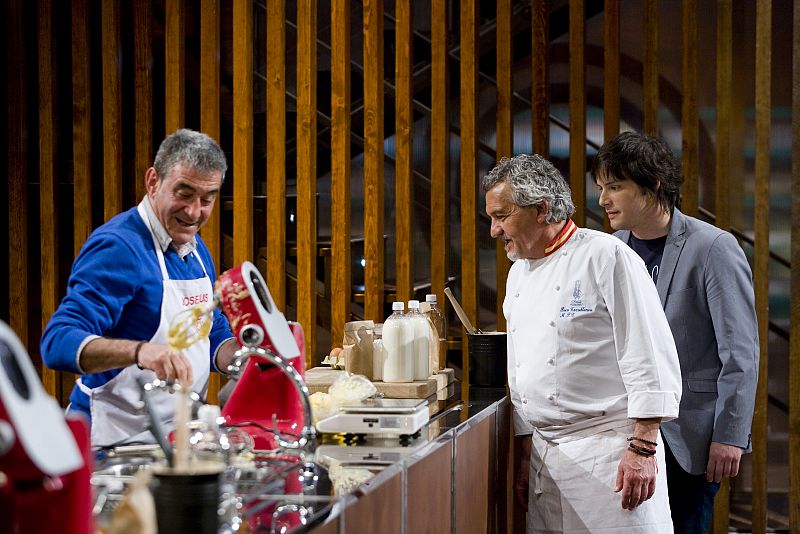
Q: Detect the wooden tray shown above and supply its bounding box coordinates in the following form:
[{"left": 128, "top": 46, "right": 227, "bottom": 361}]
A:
[{"left": 304, "top": 367, "right": 453, "bottom": 399}]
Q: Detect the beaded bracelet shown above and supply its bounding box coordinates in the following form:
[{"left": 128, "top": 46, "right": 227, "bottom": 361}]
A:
[
  {"left": 627, "top": 435, "right": 658, "bottom": 447},
  {"left": 628, "top": 443, "right": 657, "bottom": 457},
  {"left": 134, "top": 341, "right": 147, "bottom": 370}
]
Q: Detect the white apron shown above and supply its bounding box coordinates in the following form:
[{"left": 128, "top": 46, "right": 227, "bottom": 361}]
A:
[
  {"left": 527, "top": 418, "right": 673, "bottom": 534},
  {"left": 78, "top": 204, "right": 212, "bottom": 448}
]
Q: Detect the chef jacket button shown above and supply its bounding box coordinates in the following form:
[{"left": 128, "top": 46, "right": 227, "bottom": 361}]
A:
[
  {"left": 555, "top": 285, "right": 560, "bottom": 291},
  {"left": 511, "top": 326, "right": 517, "bottom": 332},
  {"left": 547, "top": 394, "right": 555, "bottom": 401},
  {"left": 562, "top": 251, "right": 567, "bottom": 256},
  {"left": 522, "top": 399, "right": 528, "bottom": 405},
  {"left": 515, "top": 292, "right": 520, "bottom": 297},
  {"left": 547, "top": 358, "right": 555, "bottom": 365},
  {"left": 549, "top": 321, "right": 556, "bottom": 327},
  {"left": 516, "top": 362, "right": 521, "bottom": 368}
]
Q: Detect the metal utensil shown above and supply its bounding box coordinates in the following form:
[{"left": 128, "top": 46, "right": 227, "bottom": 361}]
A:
[{"left": 443, "top": 287, "right": 481, "bottom": 334}]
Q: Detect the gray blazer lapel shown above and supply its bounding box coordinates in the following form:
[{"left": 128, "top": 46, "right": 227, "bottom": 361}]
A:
[{"left": 656, "top": 209, "right": 688, "bottom": 305}]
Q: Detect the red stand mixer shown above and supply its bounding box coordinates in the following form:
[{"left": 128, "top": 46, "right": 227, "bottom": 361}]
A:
[
  {"left": 216, "top": 261, "right": 316, "bottom": 452},
  {"left": 0, "top": 321, "right": 93, "bottom": 534}
]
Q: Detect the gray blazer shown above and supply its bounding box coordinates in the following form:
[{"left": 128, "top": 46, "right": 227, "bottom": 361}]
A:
[{"left": 615, "top": 209, "right": 759, "bottom": 475}]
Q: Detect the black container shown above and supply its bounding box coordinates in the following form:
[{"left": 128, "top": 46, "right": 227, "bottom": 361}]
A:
[
  {"left": 467, "top": 332, "right": 507, "bottom": 387},
  {"left": 151, "top": 464, "right": 223, "bottom": 534}
]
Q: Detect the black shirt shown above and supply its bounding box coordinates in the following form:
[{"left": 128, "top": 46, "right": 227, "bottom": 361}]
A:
[{"left": 628, "top": 234, "right": 667, "bottom": 284}]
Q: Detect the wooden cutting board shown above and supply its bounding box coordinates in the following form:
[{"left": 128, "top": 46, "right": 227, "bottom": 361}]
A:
[{"left": 304, "top": 367, "right": 442, "bottom": 399}]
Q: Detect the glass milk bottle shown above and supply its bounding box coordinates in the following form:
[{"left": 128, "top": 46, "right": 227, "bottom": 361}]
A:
[
  {"left": 382, "top": 301, "right": 413, "bottom": 382},
  {"left": 407, "top": 300, "right": 430, "bottom": 380},
  {"left": 425, "top": 294, "right": 446, "bottom": 370},
  {"left": 372, "top": 323, "right": 385, "bottom": 381}
]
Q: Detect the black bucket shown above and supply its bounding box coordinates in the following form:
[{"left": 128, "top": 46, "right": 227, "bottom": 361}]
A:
[
  {"left": 151, "top": 463, "right": 223, "bottom": 534},
  {"left": 467, "top": 332, "right": 507, "bottom": 387}
]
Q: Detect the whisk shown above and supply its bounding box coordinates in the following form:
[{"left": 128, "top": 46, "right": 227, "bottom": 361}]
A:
[{"left": 166, "top": 296, "right": 219, "bottom": 352}]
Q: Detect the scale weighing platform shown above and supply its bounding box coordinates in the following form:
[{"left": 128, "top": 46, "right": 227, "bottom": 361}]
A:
[{"left": 315, "top": 398, "right": 429, "bottom": 438}]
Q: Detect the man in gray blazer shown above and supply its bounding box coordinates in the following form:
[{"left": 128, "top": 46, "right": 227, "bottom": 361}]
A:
[{"left": 591, "top": 131, "right": 759, "bottom": 533}]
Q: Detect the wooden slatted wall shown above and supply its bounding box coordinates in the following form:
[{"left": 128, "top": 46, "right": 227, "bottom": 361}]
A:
[
  {"left": 495, "top": 0, "right": 512, "bottom": 330},
  {"left": 296, "top": 0, "right": 318, "bottom": 367},
  {"left": 395, "top": 0, "right": 413, "bottom": 306},
  {"left": 430, "top": 0, "right": 449, "bottom": 363},
  {"left": 200, "top": 0, "right": 222, "bottom": 403},
  {"left": 568, "top": 0, "right": 585, "bottom": 226},
  {"left": 459, "top": 0, "right": 478, "bottom": 392},
  {"left": 681, "top": 0, "right": 698, "bottom": 217},
  {"left": 1, "top": 6, "right": 796, "bottom": 529},
  {"left": 751, "top": 2, "right": 771, "bottom": 531},
  {"left": 266, "top": 0, "right": 287, "bottom": 311},
  {"left": 331, "top": 0, "right": 350, "bottom": 346},
  {"left": 363, "top": 0, "right": 384, "bottom": 325},
  {"left": 38, "top": 0, "right": 58, "bottom": 398},
  {"left": 790, "top": 2, "right": 800, "bottom": 527}
]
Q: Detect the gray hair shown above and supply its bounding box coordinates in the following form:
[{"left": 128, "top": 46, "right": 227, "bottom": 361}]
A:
[
  {"left": 482, "top": 154, "right": 575, "bottom": 224},
  {"left": 153, "top": 129, "right": 228, "bottom": 182}
]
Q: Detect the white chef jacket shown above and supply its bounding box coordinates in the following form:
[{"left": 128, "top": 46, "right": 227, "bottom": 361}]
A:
[
  {"left": 505, "top": 228, "right": 681, "bottom": 437},
  {"left": 505, "top": 227, "right": 682, "bottom": 533}
]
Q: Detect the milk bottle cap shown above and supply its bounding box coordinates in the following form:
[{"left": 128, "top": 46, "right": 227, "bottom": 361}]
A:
[
  {"left": 392, "top": 301, "right": 405, "bottom": 311},
  {"left": 425, "top": 294, "right": 437, "bottom": 303},
  {"left": 408, "top": 300, "right": 420, "bottom": 310}
]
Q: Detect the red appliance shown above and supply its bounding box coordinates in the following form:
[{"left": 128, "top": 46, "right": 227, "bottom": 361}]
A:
[
  {"left": 0, "top": 321, "right": 93, "bottom": 534},
  {"left": 216, "top": 262, "right": 307, "bottom": 451}
]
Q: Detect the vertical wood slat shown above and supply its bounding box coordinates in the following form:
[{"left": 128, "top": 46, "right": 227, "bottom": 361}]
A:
[
  {"left": 73, "top": 0, "right": 93, "bottom": 256},
  {"left": 712, "top": 5, "right": 733, "bottom": 529},
  {"left": 642, "top": 0, "right": 658, "bottom": 136},
  {"left": 460, "top": 0, "right": 478, "bottom": 391},
  {"left": 200, "top": 0, "right": 221, "bottom": 263},
  {"left": 603, "top": 0, "right": 619, "bottom": 233},
  {"left": 233, "top": 0, "right": 253, "bottom": 268},
  {"left": 751, "top": 2, "right": 771, "bottom": 532},
  {"left": 266, "top": 0, "right": 287, "bottom": 309},
  {"left": 8, "top": 0, "right": 28, "bottom": 348},
  {"left": 363, "top": 0, "right": 384, "bottom": 323},
  {"left": 790, "top": 0, "right": 800, "bottom": 526},
  {"left": 495, "top": 0, "right": 512, "bottom": 330},
  {"left": 603, "top": 0, "right": 620, "bottom": 143},
  {"left": 395, "top": 0, "right": 413, "bottom": 305},
  {"left": 38, "top": 0, "right": 58, "bottom": 395},
  {"left": 296, "top": 0, "right": 317, "bottom": 366},
  {"left": 569, "top": 0, "right": 585, "bottom": 226},
  {"left": 165, "top": 0, "right": 185, "bottom": 134},
  {"left": 681, "top": 0, "right": 699, "bottom": 217},
  {"left": 715, "top": 0, "right": 732, "bottom": 231},
  {"left": 199, "top": 0, "right": 222, "bottom": 404},
  {"left": 102, "top": 0, "right": 123, "bottom": 221},
  {"left": 331, "top": 0, "right": 350, "bottom": 346},
  {"left": 531, "top": 0, "right": 549, "bottom": 157},
  {"left": 430, "top": 0, "right": 448, "bottom": 365},
  {"left": 133, "top": 0, "right": 152, "bottom": 202}
]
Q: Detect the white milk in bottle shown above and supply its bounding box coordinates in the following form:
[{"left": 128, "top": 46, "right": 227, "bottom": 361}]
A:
[
  {"left": 407, "top": 300, "right": 430, "bottom": 380},
  {"left": 382, "top": 302, "right": 413, "bottom": 382}
]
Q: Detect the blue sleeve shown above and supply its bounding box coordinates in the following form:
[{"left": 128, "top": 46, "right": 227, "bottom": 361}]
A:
[
  {"left": 195, "top": 240, "right": 235, "bottom": 367},
  {"left": 40, "top": 234, "right": 143, "bottom": 373}
]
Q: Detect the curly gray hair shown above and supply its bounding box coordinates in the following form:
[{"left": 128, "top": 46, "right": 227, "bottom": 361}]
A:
[
  {"left": 153, "top": 129, "right": 228, "bottom": 182},
  {"left": 482, "top": 154, "right": 575, "bottom": 224}
]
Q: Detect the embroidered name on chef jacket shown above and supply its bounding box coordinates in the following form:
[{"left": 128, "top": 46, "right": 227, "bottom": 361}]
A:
[{"left": 559, "top": 280, "right": 594, "bottom": 317}]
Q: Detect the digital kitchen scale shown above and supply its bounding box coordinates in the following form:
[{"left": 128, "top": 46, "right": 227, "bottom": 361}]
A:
[
  {"left": 315, "top": 436, "right": 429, "bottom": 466},
  {"left": 315, "top": 398, "right": 429, "bottom": 437}
]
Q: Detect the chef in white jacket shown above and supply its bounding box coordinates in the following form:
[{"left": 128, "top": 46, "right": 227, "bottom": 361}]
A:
[{"left": 483, "top": 154, "right": 682, "bottom": 533}]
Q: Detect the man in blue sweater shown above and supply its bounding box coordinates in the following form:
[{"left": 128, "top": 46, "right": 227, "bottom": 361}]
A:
[{"left": 42, "top": 129, "right": 240, "bottom": 448}]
